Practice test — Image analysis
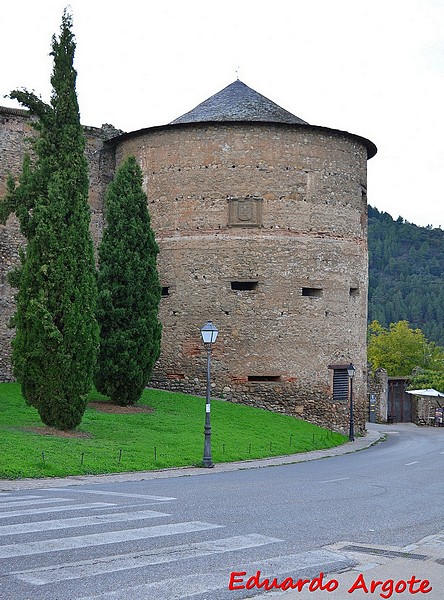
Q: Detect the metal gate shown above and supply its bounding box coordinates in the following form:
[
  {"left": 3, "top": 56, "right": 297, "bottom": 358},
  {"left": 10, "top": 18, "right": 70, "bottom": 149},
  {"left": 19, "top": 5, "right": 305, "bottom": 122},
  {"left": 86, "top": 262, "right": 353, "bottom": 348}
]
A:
[{"left": 388, "top": 378, "right": 412, "bottom": 422}]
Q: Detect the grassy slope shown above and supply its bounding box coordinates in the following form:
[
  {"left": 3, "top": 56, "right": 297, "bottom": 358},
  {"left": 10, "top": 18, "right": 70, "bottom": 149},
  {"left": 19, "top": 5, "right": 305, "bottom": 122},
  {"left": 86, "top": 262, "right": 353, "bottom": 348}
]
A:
[{"left": 0, "top": 383, "right": 347, "bottom": 479}]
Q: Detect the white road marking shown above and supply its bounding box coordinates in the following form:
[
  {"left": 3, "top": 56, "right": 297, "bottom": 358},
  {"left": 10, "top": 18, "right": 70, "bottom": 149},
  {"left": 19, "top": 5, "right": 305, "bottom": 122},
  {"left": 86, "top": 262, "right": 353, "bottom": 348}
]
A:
[
  {"left": 0, "top": 503, "right": 115, "bottom": 519},
  {"left": 41, "top": 489, "right": 177, "bottom": 501},
  {"left": 14, "top": 534, "right": 282, "bottom": 585},
  {"left": 405, "top": 461, "right": 419, "bottom": 465},
  {"left": 78, "top": 549, "right": 351, "bottom": 599},
  {"left": 0, "top": 495, "right": 42, "bottom": 502},
  {"left": 0, "top": 497, "right": 72, "bottom": 509},
  {"left": 0, "top": 521, "right": 223, "bottom": 558},
  {"left": 320, "top": 477, "right": 350, "bottom": 483},
  {"left": 0, "top": 509, "right": 170, "bottom": 536}
]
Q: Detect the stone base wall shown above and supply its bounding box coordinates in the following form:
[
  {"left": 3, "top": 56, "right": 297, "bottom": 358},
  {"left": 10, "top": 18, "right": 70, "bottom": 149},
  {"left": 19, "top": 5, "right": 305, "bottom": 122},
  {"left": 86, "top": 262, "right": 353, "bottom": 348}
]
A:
[
  {"left": 150, "top": 373, "right": 366, "bottom": 435},
  {"left": 367, "top": 368, "right": 388, "bottom": 422},
  {"left": 412, "top": 396, "right": 441, "bottom": 425}
]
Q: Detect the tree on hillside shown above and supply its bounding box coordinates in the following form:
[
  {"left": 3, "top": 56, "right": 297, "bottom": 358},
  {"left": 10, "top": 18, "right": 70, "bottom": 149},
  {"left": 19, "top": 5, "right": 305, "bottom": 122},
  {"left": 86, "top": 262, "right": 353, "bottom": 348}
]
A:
[
  {"left": 368, "top": 320, "right": 444, "bottom": 377},
  {"left": 95, "top": 156, "right": 162, "bottom": 406},
  {"left": 409, "top": 370, "right": 444, "bottom": 394},
  {"left": 0, "top": 11, "right": 98, "bottom": 430},
  {"left": 368, "top": 206, "right": 444, "bottom": 346}
]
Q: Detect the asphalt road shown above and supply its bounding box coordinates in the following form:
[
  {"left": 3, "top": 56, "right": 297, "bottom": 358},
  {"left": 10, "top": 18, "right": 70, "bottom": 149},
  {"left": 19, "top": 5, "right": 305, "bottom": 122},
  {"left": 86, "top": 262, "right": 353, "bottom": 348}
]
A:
[{"left": 0, "top": 423, "right": 443, "bottom": 599}]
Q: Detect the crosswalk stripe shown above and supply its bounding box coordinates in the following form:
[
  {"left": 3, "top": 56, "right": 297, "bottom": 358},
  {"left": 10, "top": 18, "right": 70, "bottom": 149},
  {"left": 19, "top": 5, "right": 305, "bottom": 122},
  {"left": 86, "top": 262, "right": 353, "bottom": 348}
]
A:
[
  {"left": 0, "top": 497, "right": 72, "bottom": 509},
  {"left": 0, "top": 495, "right": 43, "bottom": 502},
  {"left": 0, "top": 502, "right": 116, "bottom": 519},
  {"left": 0, "top": 508, "right": 170, "bottom": 536},
  {"left": 41, "top": 489, "right": 177, "bottom": 501},
  {"left": 13, "top": 533, "right": 282, "bottom": 585},
  {"left": 78, "top": 549, "right": 353, "bottom": 600},
  {"left": 0, "top": 521, "right": 223, "bottom": 558},
  {"left": 81, "top": 571, "right": 228, "bottom": 599}
]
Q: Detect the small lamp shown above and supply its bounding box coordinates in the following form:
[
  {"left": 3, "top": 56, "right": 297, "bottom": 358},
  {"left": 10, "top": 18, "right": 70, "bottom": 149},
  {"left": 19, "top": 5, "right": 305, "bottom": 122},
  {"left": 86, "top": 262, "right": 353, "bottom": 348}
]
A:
[{"left": 200, "top": 321, "right": 219, "bottom": 346}]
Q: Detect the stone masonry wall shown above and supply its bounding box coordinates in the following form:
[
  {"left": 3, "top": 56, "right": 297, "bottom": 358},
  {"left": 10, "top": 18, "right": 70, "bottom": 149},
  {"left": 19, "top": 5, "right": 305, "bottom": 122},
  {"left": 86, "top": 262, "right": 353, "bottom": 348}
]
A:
[
  {"left": 1, "top": 110, "right": 371, "bottom": 434},
  {"left": 0, "top": 106, "right": 116, "bottom": 380},
  {"left": 367, "top": 368, "right": 388, "bottom": 422},
  {"left": 0, "top": 107, "right": 33, "bottom": 381},
  {"left": 115, "top": 122, "right": 370, "bottom": 434}
]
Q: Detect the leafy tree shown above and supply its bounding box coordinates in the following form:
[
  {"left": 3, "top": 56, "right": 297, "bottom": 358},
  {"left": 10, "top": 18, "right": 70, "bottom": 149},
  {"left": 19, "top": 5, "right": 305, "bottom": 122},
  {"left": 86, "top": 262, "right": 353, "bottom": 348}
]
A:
[
  {"left": 95, "top": 156, "right": 162, "bottom": 406},
  {"left": 409, "top": 370, "right": 444, "bottom": 393},
  {"left": 368, "top": 206, "right": 444, "bottom": 346},
  {"left": 368, "top": 320, "right": 444, "bottom": 377},
  {"left": 0, "top": 11, "right": 98, "bottom": 429}
]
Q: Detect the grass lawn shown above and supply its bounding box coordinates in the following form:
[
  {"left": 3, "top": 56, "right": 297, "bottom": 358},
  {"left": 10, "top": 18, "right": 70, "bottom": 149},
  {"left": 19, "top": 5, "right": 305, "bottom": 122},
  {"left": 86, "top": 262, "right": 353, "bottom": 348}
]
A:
[{"left": 0, "top": 383, "right": 347, "bottom": 479}]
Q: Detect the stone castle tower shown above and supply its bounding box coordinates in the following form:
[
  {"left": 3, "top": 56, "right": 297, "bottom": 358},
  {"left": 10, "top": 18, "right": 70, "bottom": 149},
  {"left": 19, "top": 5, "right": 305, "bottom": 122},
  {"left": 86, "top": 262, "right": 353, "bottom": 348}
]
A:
[{"left": 0, "top": 80, "right": 377, "bottom": 433}]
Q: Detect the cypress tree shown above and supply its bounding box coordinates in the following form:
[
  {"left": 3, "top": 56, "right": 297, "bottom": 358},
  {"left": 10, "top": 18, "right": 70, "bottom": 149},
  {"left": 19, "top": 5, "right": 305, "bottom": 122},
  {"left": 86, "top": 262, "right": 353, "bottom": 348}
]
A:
[
  {"left": 95, "top": 156, "right": 162, "bottom": 406},
  {"left": 0, "top": 11, "right": 98, "bottom": 429}
]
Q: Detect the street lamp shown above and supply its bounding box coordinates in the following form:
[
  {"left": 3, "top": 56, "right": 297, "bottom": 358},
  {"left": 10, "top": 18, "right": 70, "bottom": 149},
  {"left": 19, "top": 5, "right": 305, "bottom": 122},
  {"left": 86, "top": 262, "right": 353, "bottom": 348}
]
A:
[
  {"left": 200, "top": 321, "right": 219, "bottom": 468},
  {"left": 347, "top": 362, "right": 356, "bottom": 442}
]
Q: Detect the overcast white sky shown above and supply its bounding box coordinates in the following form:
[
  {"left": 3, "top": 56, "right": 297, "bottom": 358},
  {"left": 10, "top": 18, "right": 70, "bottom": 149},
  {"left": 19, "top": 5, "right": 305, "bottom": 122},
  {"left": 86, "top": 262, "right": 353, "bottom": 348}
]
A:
[{"left": 1, "top": 0, "right": 443, "bottom": 228}]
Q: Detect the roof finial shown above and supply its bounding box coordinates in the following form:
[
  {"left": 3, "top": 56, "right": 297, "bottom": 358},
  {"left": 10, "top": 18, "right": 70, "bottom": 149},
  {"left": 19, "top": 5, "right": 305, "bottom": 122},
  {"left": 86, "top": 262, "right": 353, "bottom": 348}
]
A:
[{"left": 235, "top": 66, "right": 240, "bottom": 81}]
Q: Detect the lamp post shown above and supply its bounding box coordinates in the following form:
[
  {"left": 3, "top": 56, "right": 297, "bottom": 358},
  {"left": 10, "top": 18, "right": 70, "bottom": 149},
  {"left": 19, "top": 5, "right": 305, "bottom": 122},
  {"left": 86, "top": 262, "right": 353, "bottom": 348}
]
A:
[
  {"left": 200, "top": 321, "right": 219, "bottom": 468},
  {"left": 347, "top": 362, "right": 356, "bottom": 442}
]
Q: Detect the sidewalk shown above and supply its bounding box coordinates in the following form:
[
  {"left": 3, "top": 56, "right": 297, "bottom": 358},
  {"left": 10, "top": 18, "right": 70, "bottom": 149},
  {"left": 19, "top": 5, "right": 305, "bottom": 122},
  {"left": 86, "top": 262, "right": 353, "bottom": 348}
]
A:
[
  {"left": 0, "top": 425, "right": 385, "bottom": 491},
  {"left": 250, "top": 530, "right": 444, "bottom": 600}
]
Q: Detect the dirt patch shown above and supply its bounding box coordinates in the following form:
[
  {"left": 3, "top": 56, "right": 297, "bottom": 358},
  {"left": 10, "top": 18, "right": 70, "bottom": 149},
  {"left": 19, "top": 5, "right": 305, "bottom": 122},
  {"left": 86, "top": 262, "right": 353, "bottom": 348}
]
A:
[
  {"left": 22, "top": 427, "right": 92, "bottom": 438},
  {"left": 19, "top": 402, "right": 154, "bottom": 438},
  {"left": 88, "top": 401, "right": 154, "bottom": 415}
]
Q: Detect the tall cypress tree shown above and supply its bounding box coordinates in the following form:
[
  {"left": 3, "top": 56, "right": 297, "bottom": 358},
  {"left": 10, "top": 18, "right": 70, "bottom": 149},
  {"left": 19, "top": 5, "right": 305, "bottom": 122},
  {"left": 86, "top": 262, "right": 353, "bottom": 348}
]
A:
[
  {"left": 0, "top": 11, "right": 98, "bottom": 429},
  {"left": 95, "top": 156, "right": 162, "bottom": 406}
]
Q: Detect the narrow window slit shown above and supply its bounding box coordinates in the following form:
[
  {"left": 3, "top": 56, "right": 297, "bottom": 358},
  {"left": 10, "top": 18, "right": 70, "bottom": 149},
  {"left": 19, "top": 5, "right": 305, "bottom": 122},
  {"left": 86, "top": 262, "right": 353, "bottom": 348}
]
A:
[
  {"left": 302, "top": 287, "right": 322, "bottom": 298},
  {"left": 248, "top": 375, "right": 281, "bottom": 382},
  {"left": 231, "top": 281, "right": 258, "bottom": 291}
]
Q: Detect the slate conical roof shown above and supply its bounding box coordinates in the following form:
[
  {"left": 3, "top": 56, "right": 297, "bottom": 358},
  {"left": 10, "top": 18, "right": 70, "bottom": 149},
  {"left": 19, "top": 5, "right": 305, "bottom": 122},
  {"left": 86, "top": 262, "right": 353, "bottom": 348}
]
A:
[{"left": 170, "top": 80, "right": 309, "bottom": 126}]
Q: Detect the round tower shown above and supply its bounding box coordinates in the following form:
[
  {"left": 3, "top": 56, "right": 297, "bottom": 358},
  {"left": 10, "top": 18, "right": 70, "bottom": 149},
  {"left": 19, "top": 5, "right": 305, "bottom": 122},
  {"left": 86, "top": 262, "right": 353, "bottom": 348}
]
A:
[{"left": 109, "top": 80, "right": 377, "bottom": 433}]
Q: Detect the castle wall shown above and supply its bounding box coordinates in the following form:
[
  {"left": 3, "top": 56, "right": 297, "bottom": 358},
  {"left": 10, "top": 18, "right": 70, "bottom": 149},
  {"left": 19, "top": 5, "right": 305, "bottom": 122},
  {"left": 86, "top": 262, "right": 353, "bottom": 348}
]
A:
[
  {"left": 115, "top": 123, "right": 370, "bottom": 433},
  {"left": 368, "top": 368, "right": 388, "bottom": 422},
  {"left": 0, "top": 106, "right": 116, "bottom": 381},
  {"left": 1, "top": 108, "right": 371, "bottom": 433}
]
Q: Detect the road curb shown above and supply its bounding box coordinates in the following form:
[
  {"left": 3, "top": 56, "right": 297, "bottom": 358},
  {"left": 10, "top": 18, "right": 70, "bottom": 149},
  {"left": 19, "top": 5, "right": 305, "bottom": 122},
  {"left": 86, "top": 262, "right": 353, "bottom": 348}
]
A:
[
  {"left": 254, "top": 530, "right": 444, "bottom": 600},
  {"left": 0, "top": 426, "right": 386, "bottom": 491}
]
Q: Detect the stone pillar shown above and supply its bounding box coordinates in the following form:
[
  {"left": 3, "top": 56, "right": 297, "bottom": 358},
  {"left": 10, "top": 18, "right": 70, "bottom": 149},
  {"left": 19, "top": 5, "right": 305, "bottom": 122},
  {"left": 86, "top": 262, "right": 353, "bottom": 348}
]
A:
[{"left": 368, "top": 368, "right": 388, "bottom": 422}]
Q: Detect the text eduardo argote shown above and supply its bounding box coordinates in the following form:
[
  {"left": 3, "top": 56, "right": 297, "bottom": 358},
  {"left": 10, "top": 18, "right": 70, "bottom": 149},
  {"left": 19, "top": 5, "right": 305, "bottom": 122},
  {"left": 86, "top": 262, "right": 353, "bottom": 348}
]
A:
[{"left": 228, "top": 570, "right": 432, "bottom": 598}]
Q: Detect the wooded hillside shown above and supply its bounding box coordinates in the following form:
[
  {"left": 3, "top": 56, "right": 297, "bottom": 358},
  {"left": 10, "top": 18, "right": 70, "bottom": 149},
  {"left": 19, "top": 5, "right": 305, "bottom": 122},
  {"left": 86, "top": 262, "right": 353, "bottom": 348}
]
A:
[{"left": 368, "top": 206, "right": 444, "bottom": 346}]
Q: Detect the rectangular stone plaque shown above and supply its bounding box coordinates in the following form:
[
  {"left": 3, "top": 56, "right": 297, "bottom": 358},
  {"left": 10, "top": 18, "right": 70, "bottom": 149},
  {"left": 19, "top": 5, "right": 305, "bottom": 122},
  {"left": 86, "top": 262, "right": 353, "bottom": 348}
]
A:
[{"left": 228, "top": 196, "right": 263, "bottom": 227}]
